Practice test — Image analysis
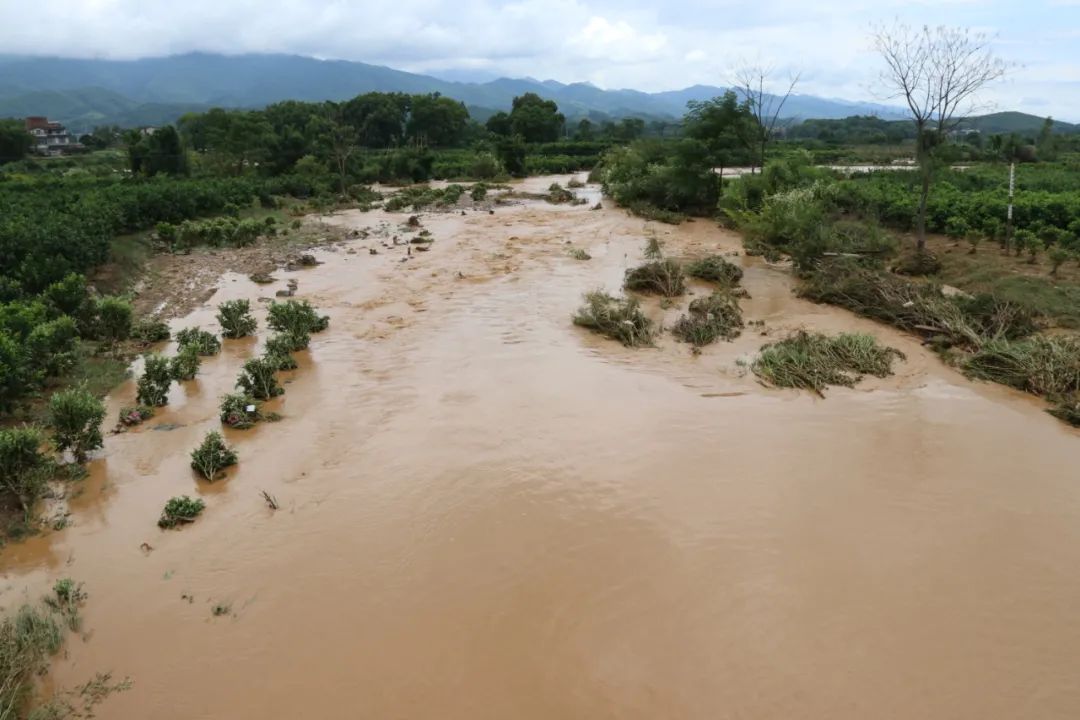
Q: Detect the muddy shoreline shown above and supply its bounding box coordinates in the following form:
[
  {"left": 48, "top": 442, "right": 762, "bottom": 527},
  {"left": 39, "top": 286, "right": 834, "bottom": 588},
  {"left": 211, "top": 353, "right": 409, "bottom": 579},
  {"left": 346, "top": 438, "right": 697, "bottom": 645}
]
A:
[{"left": 3, "top": 175, "right": 1080, "bottom": 719}]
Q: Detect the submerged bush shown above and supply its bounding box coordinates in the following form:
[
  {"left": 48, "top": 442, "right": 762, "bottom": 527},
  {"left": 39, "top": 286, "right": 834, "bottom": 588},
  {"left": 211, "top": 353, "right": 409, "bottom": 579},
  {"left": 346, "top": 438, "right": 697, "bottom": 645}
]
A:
[
  {"left": 624, "top": 259, "right": 686, "bottom": 297},
  {"left": 267, "top": 300, "right": 329, "bottom": 335},
  {"left": 573, "top": 291, "right": 655, "bottom": 347},
  {"left": 46, "top": 387, "right": 105, "bottom": 462},
  {"left": 175, "top": 327, "right": 221, "bottom": 355},
  {"left": 118, "top": 405, "right": 154, "bottom": 426},
  {"left": 158, "top": 496, "right": 205, "bottom": 528},
  {"left": 168, "top": 345, "right": 202, "bottom": 381},
  {"left": 236, "top": 358, "right": 283, "bottom": 399},
  {"left": 136, "top": 354, "right": 173, "bottom": 407},
  {"left": 219, "top": 393, "right": 263, "bottom": 429},
  {"left": 685, "top": 255, "right": 743, "bottom": 286},
  {"left": 752, "top": 330, "right": 905, "bottom": 395},
  {"left": 263, "top": 333, "right": 304, "bottom": 370},
  {"left": 216, "top": 300, "right": 257, "bottom": 339},
  {"left": 190, "top": 431, "right": 237, "bottom": 481},
  {"left": 671, "top": 291, "right": 744, "bottom": 346}
]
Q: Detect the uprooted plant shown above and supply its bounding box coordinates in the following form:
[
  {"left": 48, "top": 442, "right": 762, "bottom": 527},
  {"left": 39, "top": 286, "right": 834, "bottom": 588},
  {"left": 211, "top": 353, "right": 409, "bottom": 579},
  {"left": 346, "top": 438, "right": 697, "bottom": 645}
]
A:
[
  {"left": 216, "top": 299, "right": 258, "bottom": 339},
  {"left": 136, "top": 354, "right": 173, "bottom": 407},
  {"left": 685, "top": 255, "right": 744, "bottom": 286},
  {"left": 158, "top": 496, "right": 205, "bottom": 528},
  {"left": 190, "top": 431, "right": 238, "bottom": 481},
  {"left": 573, "top": 291, "right": 655, "bottom": 348},
  {"left": 236, "top": 357, "right": 284, "bottom": 400},
  {"left": 624, "top": 258, "right": 686, "bottom": 297},
  {"left": 751, "top": 330, "right": 905, "bottom": 396},
  {"left": 671, "top": 291, "right": 744, "bottom": 346},
  {"left": 175, "top": 327, "right": 222, "bottom": 355}
]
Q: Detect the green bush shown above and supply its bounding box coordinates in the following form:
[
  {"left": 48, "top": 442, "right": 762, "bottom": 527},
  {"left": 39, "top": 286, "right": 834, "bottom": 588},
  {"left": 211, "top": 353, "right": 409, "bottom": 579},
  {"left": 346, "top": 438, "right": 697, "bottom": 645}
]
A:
[
  {"left": 190, "top": 431, "right": 237, "bottom": 481},
  {"left": 266, "top": 300, "right": 329, "bottom": 335},
  {"left": 25, "top": 316, "right": 78, "bottom": 377},
  {"left": 0, "top": 425, "right": 52, "bottom": 515},
  {"left": 236, "top": 357, "right": 283, "bottom": 399},
  {"left": 46, "top": 387, "right": 105, "bottom": 462},
  {"left": 671, "top": 291, "right": 744, "bottom": 345},
  {"left": 158, "top": 496, "right": 205, "bottom": 528},
  {"left": 118, "top": 405, "right": 154, "bottom": 426},
  {"left": 136, "top": 354, "right": 173, "bottom": 406},
  {"left": 216, "top": 300, "right": 257, "bottom": 339},
  {"left": 752, "top": 330, "right": 905, "bottom": 395},
  {"left": 132, "top": 319, "right": 171, "bottom": 343},
  {"left": 95, "top": 296, "right": 133, "bottom": 343},
  {"left": 685, "top": 255, "right": 743, "bottom": 285},
  {"left": 168, "top": 345, "right": 201, "bottom": 381},
  {"left": 175, "top": 327, "right": 221, "bottom": 355},
  {"left": 264, "top": 333, "right": 304, "bottom": 370}
]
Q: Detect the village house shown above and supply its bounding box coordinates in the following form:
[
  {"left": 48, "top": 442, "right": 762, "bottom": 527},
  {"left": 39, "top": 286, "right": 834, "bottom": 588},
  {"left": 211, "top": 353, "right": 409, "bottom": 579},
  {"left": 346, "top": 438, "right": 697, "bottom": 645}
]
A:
[{"left": 24, "top": 116, "right": 82, "bottom": 156}]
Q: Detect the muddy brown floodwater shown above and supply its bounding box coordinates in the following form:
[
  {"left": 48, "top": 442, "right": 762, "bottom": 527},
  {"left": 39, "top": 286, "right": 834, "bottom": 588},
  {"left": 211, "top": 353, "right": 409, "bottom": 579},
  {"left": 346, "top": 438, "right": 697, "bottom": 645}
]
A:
[{"left": 3, "top": 174, "right": 1080, "bottom": 719}]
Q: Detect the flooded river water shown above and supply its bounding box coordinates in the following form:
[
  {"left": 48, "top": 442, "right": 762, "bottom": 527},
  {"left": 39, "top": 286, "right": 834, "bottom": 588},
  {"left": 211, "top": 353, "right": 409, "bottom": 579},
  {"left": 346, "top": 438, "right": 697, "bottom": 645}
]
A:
[{"left": 3, "top": 176, "right": 1080, "bottom": 718}]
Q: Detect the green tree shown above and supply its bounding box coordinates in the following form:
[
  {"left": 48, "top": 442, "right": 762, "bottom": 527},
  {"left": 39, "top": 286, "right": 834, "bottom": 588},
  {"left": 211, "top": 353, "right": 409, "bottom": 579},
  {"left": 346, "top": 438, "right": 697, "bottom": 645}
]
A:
[
  {"left": 508, "top": 93, "right": 564, "bottom": 143},
  {"left": 1036, "top": 117, "right": 1057, "bottom": 161},
  {"left": 407, "top": 93, "right": 469, "bottom": 147},
  {"left": 0, "top": 119, "right": 33, "bottom": 165},
  {"left": 684, "top": 91, "right": 757, "bottom": 184},
  {"left": 485, "top": 111, "right": 513, "bottom": 137},
  {"left": 47, "top": 387, "right": 105, "bottom": 462}
]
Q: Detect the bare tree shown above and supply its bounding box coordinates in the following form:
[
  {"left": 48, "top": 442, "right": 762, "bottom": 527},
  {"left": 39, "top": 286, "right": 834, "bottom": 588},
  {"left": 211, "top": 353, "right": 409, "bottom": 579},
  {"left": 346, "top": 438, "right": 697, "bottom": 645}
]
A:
[
  {"left": 873, "top": 23, "right": 1009, "bottom": 252},
  {"left": 734, "top": 65, "right": 801, "bottom": 174}
]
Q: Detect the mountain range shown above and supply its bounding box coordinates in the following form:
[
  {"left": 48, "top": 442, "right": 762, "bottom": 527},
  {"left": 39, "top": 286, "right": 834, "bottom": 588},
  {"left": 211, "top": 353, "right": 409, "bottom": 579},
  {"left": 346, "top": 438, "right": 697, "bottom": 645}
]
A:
[
  {"left": 0, "top": 53, "right": 1070, "bottom": 137},
  {"left": 0, "top": 52, "right": 910, "bottom": 131}
]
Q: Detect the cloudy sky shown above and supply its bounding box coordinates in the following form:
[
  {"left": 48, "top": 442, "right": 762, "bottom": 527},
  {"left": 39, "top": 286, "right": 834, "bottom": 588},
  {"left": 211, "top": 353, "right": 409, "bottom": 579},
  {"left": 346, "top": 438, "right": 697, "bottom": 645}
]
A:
[{"left": 3, "top": 0, "right": 1079, "bottom": 119}]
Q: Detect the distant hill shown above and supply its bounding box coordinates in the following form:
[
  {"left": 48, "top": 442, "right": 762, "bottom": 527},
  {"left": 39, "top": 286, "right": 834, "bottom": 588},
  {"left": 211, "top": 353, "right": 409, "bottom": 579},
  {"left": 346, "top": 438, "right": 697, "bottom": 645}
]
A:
[
  {"left": 0, "top": 52, "right": 910, "bottom": 129},
  {"left": 0, "top": 86, "right": 209, "bottom": 131},
  {"left": 957, "top": 112, "right": 1078, "bottom": 136}
]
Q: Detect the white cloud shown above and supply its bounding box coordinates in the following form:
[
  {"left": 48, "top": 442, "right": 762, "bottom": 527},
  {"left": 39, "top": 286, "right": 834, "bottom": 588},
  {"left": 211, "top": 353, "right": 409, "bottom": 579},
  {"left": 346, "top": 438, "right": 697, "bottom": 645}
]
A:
[{"left": 0, "top": 0, "right": 1077, "bottom": 119}]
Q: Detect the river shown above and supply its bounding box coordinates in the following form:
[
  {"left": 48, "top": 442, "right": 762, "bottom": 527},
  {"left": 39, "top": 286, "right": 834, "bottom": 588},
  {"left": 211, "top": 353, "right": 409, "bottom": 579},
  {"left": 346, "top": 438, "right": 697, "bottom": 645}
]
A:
[{"left": 2, "top": 175, "right": 1079, "bottom": 719}]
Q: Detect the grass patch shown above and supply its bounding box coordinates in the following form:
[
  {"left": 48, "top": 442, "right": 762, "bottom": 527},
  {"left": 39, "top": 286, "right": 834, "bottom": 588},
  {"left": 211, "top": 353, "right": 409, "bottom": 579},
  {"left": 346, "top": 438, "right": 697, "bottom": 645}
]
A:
[
  {"left": 626, "top": 202, "right": 685, "bottom": 225},
  {"left": 964, "top": 336, "right": 1080, "bottom": 398},
  {"left": 685, "top": 255, "right": 744, "bottom": 286},
  {"left": 671, "top": 291, "right": 744, "bottom": 346},
  {"left": 573, "top": 291, "right": 655, "bottom": 347},
  {"left": 752, "top": 330, "right": 905, "bottom": 396},
  {"left": 624, "top": 259, "right": 686, "bottom": 297},
  {"left": 1049, "top": 400, "right": 1080, "bottom": 427}
]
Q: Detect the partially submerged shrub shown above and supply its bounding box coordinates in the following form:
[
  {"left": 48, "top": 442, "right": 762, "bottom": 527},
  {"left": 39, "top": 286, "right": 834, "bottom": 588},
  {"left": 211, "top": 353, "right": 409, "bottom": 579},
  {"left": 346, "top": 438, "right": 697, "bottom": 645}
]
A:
[
  {"left": 685, "top": 255, "right": 743, "bottom": 286},
  {"left": 220, "top": 393, "right": 263, "bottom": 429},
  {"left": 136, "top": 354, "right": 172, "bottom": 407},
  {"left": 567, "top": 247, "right": 591, "bottom": 260},
  {"left": 168, "top": 345, "right": 202, "bottom": 381},
  {"left": 46, "top": 387, "right": 105, "bottom": 462},
  {"left": 190, "top": 431, "right": 237, "bottom": 481},
  {"left": 264, "top": 333, "right": 304, "bottom": 370},
  {"left": 175, "top": 327, "right": 221, "bottom": 355},
  {"left": 158, "top": 496, "right": 205, "bottom": 528},
  {"left": 119, "top": 405, "right": 154, "bottom": 426},
  {"left": 44, "top": 578, "right": 87, "bottom": 631},
  {"left": 643, "top": 236, "right": 663, "bottom": 259},
  {"left": 236, "top": 357, "right": 283, "bottom": 399},
  {"left": 131, "top": 319, "right": 171, "bottom": 343},
  {"left": 752, "top": 330, "right": 905, "bottom": 395},
  {"left": 624, "top": 259, "right": 685, "bottom": 297},
  {"left": 671, "top": 291, "right": 744, "bottom": 346},
  {"left": 573, "top": 291, "right": 655, "bottom": 347},
  {"left": 1049, "top": 400, "right": 1080, "bottom": 427},
  {"left": 267, "top": 300, "right": 329, "bottom": 335},
  {"left": 216, "top": 299, "right": 257, "bottom": 339}
]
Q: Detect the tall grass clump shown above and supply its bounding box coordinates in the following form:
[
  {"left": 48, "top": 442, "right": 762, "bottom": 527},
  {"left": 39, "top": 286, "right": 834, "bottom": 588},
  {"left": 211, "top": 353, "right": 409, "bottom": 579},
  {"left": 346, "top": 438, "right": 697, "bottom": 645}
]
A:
[
  {"left": 190, "top": 431, "right": 237, "bottom": 481},
  {"left": 964, "top": 336, "right": 1080, "bottom": 398},
  {"left": 175, "top": 327, "right": 221, "bottom": 355},
  {"left": 671, "top": 291, "right": 744, "bottom": 346},
  {"left": 0, "top": 604, "right": 64, "bottom": 717},
  {"left": 624, "top": 259, "right": 685, "bottom": 297},
  {"left": 752, "top": 330, "right": 905, "bottom": 395},
  {"left": 685, "top": 255, "right": 743, "bottom": 286},
  {"left": 573, "top": 291, "right": 655, "bottom": 347},
  {"left": 216, "top": 300, "right": 257, "bottom": 339},
  {"left": 136, "top": 354, "right": 173, "bottom": 407}
]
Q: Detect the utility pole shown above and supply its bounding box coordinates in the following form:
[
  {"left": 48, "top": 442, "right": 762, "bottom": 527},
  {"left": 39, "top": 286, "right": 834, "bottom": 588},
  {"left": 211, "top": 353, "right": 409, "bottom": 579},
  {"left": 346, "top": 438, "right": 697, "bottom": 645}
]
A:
[{"left": 1005, "top": 161, "right": 1015, "bottom": 248}]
